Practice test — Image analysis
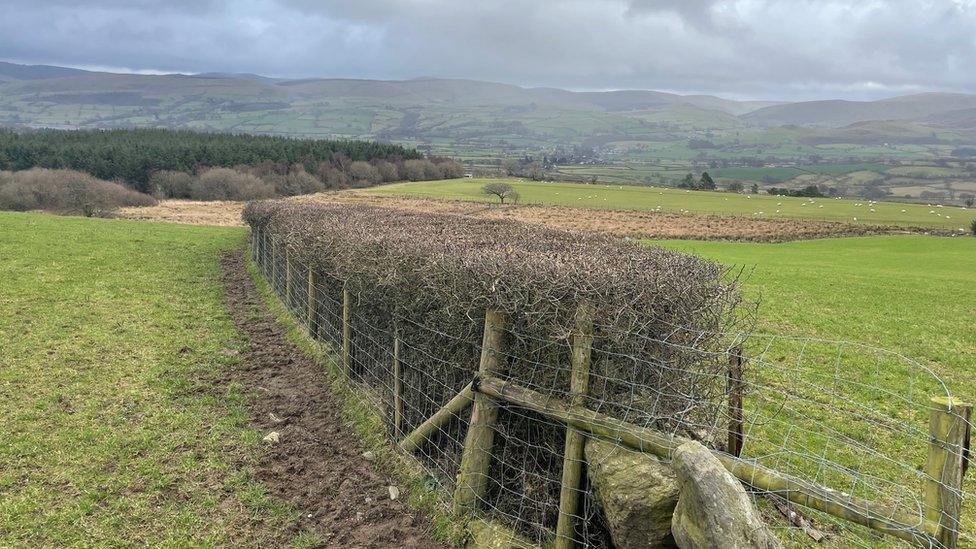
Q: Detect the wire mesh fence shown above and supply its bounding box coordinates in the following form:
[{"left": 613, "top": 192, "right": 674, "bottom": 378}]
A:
[{"left": 250, "top": 227, "right": 972, "bottom": 548}]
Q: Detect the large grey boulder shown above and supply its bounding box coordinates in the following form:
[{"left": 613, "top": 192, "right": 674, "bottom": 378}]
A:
[
  {"left": 585, "top": 438, "right": 679, "bottom": 548},
  {"left": 670, "top": 441, "right": 781, "bottom": 549}
]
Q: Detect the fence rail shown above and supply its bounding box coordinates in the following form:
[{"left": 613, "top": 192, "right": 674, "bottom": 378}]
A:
[{"left": 250, "top": 228, "right": 973, "bottom": 548}]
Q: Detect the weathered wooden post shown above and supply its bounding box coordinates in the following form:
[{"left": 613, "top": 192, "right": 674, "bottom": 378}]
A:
[
  {"left": 727, "top": 345, "right": 745, "bottom": 458},
  {"left": 285, "top": 249, "right": 293, "bottom": 308},
  {"left": 261, "top": 230, "right": 268, "bottom": 273},
  {"left": 393, "top": 320, "right": 404, "bottom": 436},
  {"left": 923, "top": 396, "right": 971, "bottom": 548},
  {"left": 555, "top": 302, "right": 594, "bottom": 549},
  {"left": 342, "top": 283, "right": 352, "bottom": 377},
  {"left": 306, "top": 268, "right": 318, "bottom": 337},
  {"left": 400, "top": 383, "right": 474, "bottom": 453},
  {"left": 269, "top": 236, "right": 278, "bottom": 292},
  {"left": 455, "top": 309, "right": 508, "bottom": 510}
]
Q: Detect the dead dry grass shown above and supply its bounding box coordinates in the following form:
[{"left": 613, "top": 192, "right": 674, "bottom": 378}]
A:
[
  {"left": 119, "top": 200, "right": 246, "bottom": 226},
  {"left": 120, "top": 193, "right": 912, "bottom": 241}
]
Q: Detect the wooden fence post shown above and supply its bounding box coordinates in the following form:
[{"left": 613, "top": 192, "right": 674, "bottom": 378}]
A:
[
  {"left": 400, "top": 383, "right": 475, "bottom": 453},
  {"left": 393, "top": 321, "right": 403, "bottom": 436},
  {"left": 306, "top": 269, "right": 317, "bottom": 337},
  {"left": 555, "top": 302, "right": 594, "bottom": 549},
  {"left": 923, "top": 396, "right": 971, "bottom": 549},
  {"left": 727, "top": 345, "right": 745, "bottom": 458},
  {"left": 261, "top": 230, "right": 268, "bottom": 273},
  {"left": 270, "top": 236, "right": 277, "bottom": 291},
  {"left": 342, "top": 283, "right": 352, "bottom": 377},
  {"left": 286, "top": 250, "right": 294, "bottom": 309},
  {"left": 455, "top": 309, "right": 508, "bottom": 511}
]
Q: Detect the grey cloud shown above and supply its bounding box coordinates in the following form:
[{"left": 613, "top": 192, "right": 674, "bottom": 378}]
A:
[{"left": 0, "top": 0, "right": 974, "bottom": 100}]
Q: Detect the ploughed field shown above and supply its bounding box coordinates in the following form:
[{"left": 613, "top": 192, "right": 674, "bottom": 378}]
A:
[{"left": 367, "top": 178, "right": 972, "bottom": 231}]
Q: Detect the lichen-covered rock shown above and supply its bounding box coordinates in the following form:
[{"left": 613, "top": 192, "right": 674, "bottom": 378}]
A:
[
  {"left": 585, "top": 438, "right": 679, "bottom": 548},
  {"left": 670, "top": 441, "right": 781, "bottom": 549}
]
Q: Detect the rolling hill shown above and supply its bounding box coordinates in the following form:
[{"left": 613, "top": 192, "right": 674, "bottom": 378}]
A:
[
  {"left": 0, "top": 61, "right": 975, "bottom": 161},
  {"left": 742, "top": 93, "right": 976, "bottom": 127}
]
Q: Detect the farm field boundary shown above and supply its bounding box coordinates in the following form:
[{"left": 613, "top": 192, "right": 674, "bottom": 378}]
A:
[{"left": 246, "top": 203, "right": 976, "bottom": 548}]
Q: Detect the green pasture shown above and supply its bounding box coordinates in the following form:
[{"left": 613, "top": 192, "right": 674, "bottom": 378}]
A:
[
  {"left": 368, "top": 178, "right": 972, "bottom": 229},
  {"left": 0, "top": 212, "right": 321, "bottom": 546},
  {"left": 653, "top": 235, "right": 976, "bottom": 545},
  {"left": 711, "top": 162, "right": 886, "bottom": 182}
]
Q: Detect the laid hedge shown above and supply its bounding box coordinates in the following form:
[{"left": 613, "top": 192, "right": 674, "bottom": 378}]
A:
[{"left": 244, "top": 199, "right": 746, "bottom": 541}]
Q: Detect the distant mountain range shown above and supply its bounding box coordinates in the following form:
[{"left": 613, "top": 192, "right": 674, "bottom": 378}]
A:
[{"left": 1, "top": 61, "right": 974, "bottom": 153}]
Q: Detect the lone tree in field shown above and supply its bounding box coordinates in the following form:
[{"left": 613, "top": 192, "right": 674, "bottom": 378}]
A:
[
  {"left": 482, "top": 182, "right": 518, "bottom": 204},
  {"left": 700, "top": 172, "right": 717, "bottom": 190}
]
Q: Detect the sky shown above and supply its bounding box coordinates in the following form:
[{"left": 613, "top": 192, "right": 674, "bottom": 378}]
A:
[{"left": 1, "top": 0, "right": 975, "bottom": 101}]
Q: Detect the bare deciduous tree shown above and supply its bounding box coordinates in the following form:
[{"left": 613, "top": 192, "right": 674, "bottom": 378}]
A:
[{"left": 482, "top": 182, "right": 517, "bottom": 204}]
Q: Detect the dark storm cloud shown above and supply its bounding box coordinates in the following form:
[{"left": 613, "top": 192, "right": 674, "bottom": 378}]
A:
[{"left": 1, "top": 0, "right": 974, "bottom": 100}]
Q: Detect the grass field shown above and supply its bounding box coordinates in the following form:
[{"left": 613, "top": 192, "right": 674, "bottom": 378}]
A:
[
  {"left": 4, "top": 206, "right": 974, "bottom": 545},
  {"left": 0, "top": 212, "right": 320, "bottom": 546},
  {"left": 654, "top": 235, "right": 976, "bottom": 393},
  {"left": 654, "top": 235, "right": 976, "bottom": 543},
  {"left": 368, "top": 178, "right": 973, "bottom": 230}
]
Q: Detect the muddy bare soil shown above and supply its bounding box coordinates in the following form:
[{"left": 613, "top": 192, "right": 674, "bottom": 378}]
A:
[{"left": 219, "top": 251, "right": 445, "bottom": 548}]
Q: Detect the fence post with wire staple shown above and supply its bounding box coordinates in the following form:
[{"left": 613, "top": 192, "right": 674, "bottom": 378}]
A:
[
  {"left": 306, "top": 268, "right": 317, "bottom": 337},
  {"left": 727, "top": 345, "right": 745, "bottom": 458},
  {"left": 455, "top": 309, "right": 508, "bottom": 511},
  {"left": 923, "top": 396, "right": 971, "bottom": 549},
  {"left": 555, "top": 301, "right": 594, "bottom": 549},
  {"left": 342, "top": 283, "right": 352, "bottom": 377}
]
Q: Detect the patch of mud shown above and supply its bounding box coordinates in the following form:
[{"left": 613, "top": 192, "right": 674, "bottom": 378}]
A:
[{"left": 219, "top": 251, "right": 444, "bottom": 548}]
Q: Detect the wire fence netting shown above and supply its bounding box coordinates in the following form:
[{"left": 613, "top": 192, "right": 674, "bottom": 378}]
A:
[{"left": 250, "top": 223, "right": 972, "bottom": 548}]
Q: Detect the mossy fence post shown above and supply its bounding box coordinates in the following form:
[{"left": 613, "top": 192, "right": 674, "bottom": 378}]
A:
[
  {"left": 555, "top": 301, "right": 594, "bottom": 549},
  {"left": 455, "top": 309, "right": 508, "bottom": 511},
  {"left": 923, "top": 396, "right": 972, "bottom": 549}
]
